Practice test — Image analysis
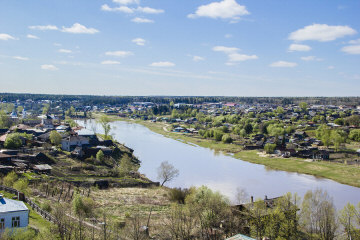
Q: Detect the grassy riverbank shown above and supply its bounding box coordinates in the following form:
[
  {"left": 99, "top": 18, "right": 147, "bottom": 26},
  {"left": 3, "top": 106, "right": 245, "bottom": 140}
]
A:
[{"left": 96, "top": 115, "right": 360, "bottom": 188}]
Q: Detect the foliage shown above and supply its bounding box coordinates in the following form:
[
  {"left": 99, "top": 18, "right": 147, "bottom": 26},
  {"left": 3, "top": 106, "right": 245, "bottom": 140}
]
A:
[
  {"left": 49, "top": 130, "right": 62, "bottom": 145},
  {"left": 168, "top": 188, "right": 190, "bottom": 204},
  {"left": 349, "top": 129, "right": 360, "bottom": 142},
  {"left": 3, "top": 171, "right": 18, "bottom": 187},
  {"left": 96, "top": 150, "right": 105, "bottom": 163},
  {"left": 157, "top": 161, "right": 179, "bottom": 186},
  {"left": 13, "top": 178, "right": 29, "bottom": 194},
  {"left": 72, "top": 194, "right": 95, "bottom": 217},
  {"left": 264, "top": 143, "right": 276, "bottom": 154},
  {"left": 98, "top": 115, "right": 112, "bottom": 139},
  {"left": 4, "top": 133, "right": 23, "bottom": 149},
  {"left": 222, "top": 134, "right": 233, "bottom": 143}
]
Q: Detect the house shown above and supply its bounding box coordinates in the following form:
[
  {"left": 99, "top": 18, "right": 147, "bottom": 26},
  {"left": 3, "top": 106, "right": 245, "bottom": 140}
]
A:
[
  {"left": 38, "top": 115, "right": 54, "bottom": 129},
  {"left": 0, "top": 194, "right": 29, "bottom": 232},
  {"left": 32, "top": 164, "right": 52, "bottom": 174},
  {"left": 61, "top": 135, "right": 89, "bottom": 151}
]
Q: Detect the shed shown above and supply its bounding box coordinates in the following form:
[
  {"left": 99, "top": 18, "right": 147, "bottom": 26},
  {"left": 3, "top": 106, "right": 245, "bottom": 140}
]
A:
[
  {"left": 0, "top": 194, "right": 29, "bottom": 232},
  {"left": 32, "top": 164, "right": 52, "bottom": 174}
]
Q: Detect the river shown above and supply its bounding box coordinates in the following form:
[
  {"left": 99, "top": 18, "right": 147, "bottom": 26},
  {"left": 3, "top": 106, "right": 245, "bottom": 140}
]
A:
[{"left": 79, "top": 119, "right": 360, "bottom": 209}]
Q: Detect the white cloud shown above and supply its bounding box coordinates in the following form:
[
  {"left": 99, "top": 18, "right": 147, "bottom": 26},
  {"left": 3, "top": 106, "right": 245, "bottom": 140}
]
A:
[
  {"left": 13, "top": 56, "right": 29, "bottom": 61},
  {"left": 341, "top": 45, "right": 360, "bottom": 55},
  {"left": 58, "top": 49, "right": 72, "bottom": 53},
  {"left": 213, "top": 46, "right": 239, "bottom": 54},
  {"left": 53, "top": 43, "right": 62, "bottom": 47},
  {"left": 132, "top": 38, "right": 146, "bottom": 46},
  {"left": 101, "top": 60, "right": 121, "bottom": 65},
  {"left": 188, "top": 0, "right": 249, "bottom": 21},
  {"left": 131, "top": 17, "right": 154, "bottom": 23},
  {"left": 105, "top": 51, "right": 133, "bottom": 57},
  {"left": 27, "top": 34, "right": 39, "bottom": 39},
  {"left": 193, "top": 56, "right": 205, "bottom": 62},
  {"left": 349, "top": 38, "right": 360, "bottom": 44},
  {"left": 41, "top": 64, "right": 58, "bottom": 71},
  {"left": 150, "top": 61, "right": 175, "bottom": 67},
  {"left": 301, "top": 56, "right": 322, "bottom": 61},
  {"left": 270, "top": 61, "right": 297, "bottom": 68},
  {"left": 328, "top": 66, "right": 335, "bottom": 70},
  {"left": 29, "top": 25, "right": 58, "bottom": 31},
  {"left": 113, "top": 0, "right": 139, "bottom": 5},
  {"left": 0, "top": 33, "right": 16, "bottom": 41},
  {"left": 213, "top": 45, "right": 257, "bottom": 63},
  {"left": 225, "top": 34, "right": 232, "bottom": 38},
  {"left": 288, "top": 43, "right": 311, "bottom": 52},
  {"left": 61, "top": 23, "right": 99, "bottom": 34},
  {"left": 289, "top": 24, "right": 356, "bottom": 42},
  {"left": 228, "top": 53, "right": 258, "bottom": 61},
  {"left": 136, "top": 6, "right": 164, "bottom": 14},
  {"left": 101, "top": 4, "right": 134, "bottom": 13}
]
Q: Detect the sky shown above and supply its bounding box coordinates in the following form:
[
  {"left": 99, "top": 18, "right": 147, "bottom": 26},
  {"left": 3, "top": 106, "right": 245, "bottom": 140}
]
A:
[{"left": 0, "top": 0, "right": 359, "bottom": 96}]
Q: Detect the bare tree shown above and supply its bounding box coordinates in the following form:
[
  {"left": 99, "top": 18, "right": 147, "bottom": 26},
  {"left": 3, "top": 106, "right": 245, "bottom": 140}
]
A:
[{"left": 157, "top": 161, "right": 179, "bottom": 187}]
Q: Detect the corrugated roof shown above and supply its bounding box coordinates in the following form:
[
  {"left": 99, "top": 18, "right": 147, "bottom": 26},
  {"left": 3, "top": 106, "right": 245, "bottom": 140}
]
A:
[
  {"left": 226, "top": 234, "right": 256, "bottom": 240},
  {"left": 0, "top": 197, "right": 28, "bottom": 213}
]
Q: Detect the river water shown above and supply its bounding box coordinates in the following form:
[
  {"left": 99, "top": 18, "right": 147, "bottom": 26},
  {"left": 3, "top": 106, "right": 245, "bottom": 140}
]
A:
[{"left": 79, "top": 120, "right": 360, "bottom": 209}]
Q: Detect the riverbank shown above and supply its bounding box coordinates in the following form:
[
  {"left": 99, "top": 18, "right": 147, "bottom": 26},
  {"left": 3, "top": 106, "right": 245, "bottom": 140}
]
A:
[{"left": 94, "top": 115, "right": 360, "bottom": 188}]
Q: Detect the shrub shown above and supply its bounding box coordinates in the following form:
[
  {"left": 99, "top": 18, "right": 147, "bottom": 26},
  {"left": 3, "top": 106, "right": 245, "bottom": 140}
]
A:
[
  {"left": 13, "top": 178, "right": 29, "bottom": 194},
  {"left": 4, "top": 133, "right": 22, "bottom": 149},
  {"left": 349, "top": 129, "right": 360, "bottom": 142},
  {"left": 3, "top": 171, "right": 18, "bottom": 187},
  {"left": 72, "top": 194, "right": 95, "bottom": 217},
  {"left": 264, "top": 143, "right": 276, "bottom": 154},
  {"left": 168, "top": 188, "right": 190, "bottom": 204},
  {"left": 222, "top": 134, "right": 233, "bottom": 144},
  {"left": 42, "top": 201, "right": 52, "bottom": 213}
]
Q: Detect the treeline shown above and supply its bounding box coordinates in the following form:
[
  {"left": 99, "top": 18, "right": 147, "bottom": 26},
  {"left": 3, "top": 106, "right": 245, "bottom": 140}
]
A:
[{"left": 1, "top": 93, "right": 360, "bottom": 106}]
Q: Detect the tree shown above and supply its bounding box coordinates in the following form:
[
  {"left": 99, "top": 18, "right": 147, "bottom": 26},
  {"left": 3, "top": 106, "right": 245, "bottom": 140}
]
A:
[
  {"left": 0, "top": 110, "right": 11, "bottom": 128},
  {"left": 300, "top": 102, "right": 308, "bottom": 112},
  {"left": 300, "top": 189, "right": 338, "bottom": 240},
  {"left": 264, "top": 143, "right": 276, "bottom": 154},
  {"left": 49, "top": 130, "right": 62, "bottom": 146},
  {"left": 222, "top": 134, "right": 233, "bottom": 143},
  {"left": 339, "top": 203, "right": 359, "bottom": 239},
  {"left": 98, "top": 115, "right": 112, "bottom": 139},
  {"left": 3, "top": 171, "right": 18, "bottom": 187},
  {"left": 349, "top": 129, "right": 360, "bottom": 142},
  {"left": 4, "top": 133, "right": 23, "bottom": 149},
  {"left": 96, "top": 150, "right": 105, "bottom": 163},
  {"left": 157, "top": 161, "right": 179, "bottom": 187}
]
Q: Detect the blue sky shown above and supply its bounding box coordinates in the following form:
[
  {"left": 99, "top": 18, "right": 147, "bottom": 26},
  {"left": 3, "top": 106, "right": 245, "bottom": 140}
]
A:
[{"left": 0, "top": 0, "right": 359, "bottom": 96}]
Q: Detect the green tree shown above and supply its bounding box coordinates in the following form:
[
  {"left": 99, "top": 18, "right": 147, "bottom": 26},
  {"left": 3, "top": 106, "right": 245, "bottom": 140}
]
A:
[
  {"left": 98, "top": 115, "right": 112, "bottom": 139},
  {"left": 4, "top": 133, "right": 23, "bottom": 149},
  {"left": 96, "top": 150, "right": 105, "bottom": 163},
  {"left": 300, "top": 102, "right": 308, "bottom": 112},
  {"left": 0, "top": 110, "right": 11, "bottom": 128},
  {"left": 339, "top": 203, "right": 359, "bottom": 239},
  {"left": 222, "top": 134, "right": 233, "bottom": 143},
  {"left": 49, "top": 130, "right": 62, "bottom": 145},
  {"left": 13, "top": 178, "right": 29, "bottom": 194},
  {"left": 3, "top": 171, "right": 18, "bottom": 187},
  {"left": 349, "top": 129, "right": 360, "bottom": 142},
  {"left": 213, "top": 130, "right": 224, "bottom": 141},
  {"left": 264, "top": 143, "right": 276, "bottom": 154}
]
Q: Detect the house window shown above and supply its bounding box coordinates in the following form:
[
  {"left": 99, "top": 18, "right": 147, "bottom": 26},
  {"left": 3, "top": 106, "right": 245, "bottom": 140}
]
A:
[
  {"left": 0, "top": 218, "right": 4, "bottom": 229},
  {"left": 12, "top": 216, "right": 20, "bottom": 228}
]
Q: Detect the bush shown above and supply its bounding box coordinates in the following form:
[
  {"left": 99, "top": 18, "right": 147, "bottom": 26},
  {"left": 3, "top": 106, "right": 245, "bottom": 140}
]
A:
[
  {"left": 264, "top": 143, "right": 276, "bottom": 154},
  {"left": 3, "top": 171, "right": 18, "bottom": 187},
  {"left": 42, "top": 201, "right": 52, "bottom": 213},
  {"left": 4, "top": 133, "right": 22, "bottom": 149},
  {"left": 349, "top": 129, "right": 360, "bottom": 142},
  {"left": 222, "top": 134, "right": 233, "bottom": 144},
  {"left": 168, "top": 188, "right": 190, "bottom": 204},
  {"left": 72, "top": 194, "right": 95, "bottom": 217},
  {"left": 50, "top": 130, "right": 62, "bottom": 145},
  {"left": 13, "top": 178, "right": 29, "bottom": 194},
  {"left": 214, "top": 130, "right": 223, "bottom": 141}
]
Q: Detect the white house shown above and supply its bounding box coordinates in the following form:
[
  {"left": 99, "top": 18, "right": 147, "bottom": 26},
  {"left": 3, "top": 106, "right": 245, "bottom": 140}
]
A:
[
  {"left": 61, "top": 135, "right": 89, "bottom": 152},
  {"left": 0, "top": 194, "right": 29, "bottom": 232}
]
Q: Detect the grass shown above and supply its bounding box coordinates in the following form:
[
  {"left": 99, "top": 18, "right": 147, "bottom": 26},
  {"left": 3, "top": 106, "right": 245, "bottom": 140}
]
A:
[{"left": 97, "top": 114, "right": 360, "bottom": 188}]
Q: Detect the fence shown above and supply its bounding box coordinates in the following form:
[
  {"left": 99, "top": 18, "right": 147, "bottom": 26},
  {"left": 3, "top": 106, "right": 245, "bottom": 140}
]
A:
[{"left": 0, "top": 184, "right": 57, "bottom": 223}]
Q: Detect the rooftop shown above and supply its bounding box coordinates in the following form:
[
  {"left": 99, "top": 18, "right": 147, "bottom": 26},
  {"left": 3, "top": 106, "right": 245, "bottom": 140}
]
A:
[{"left": 0, "top": 196, "right": 28, "bottom": 213}]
